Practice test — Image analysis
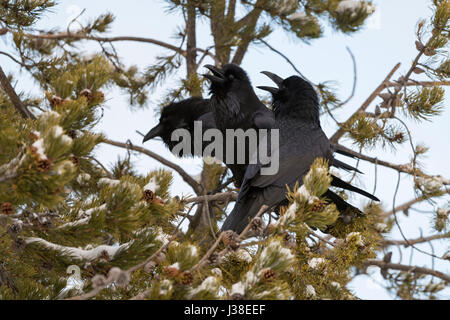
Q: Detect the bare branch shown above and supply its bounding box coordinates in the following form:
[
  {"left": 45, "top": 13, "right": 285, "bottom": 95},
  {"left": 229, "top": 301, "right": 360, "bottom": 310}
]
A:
[
  {"left": 382, "top": 232, "right": 450, "bottom": 247},
  {"left": 363, "top": 259, "right": 450, "bottom": 283},
  {"left": 386, "top": 80, "right": 450, "bottom": 88},
  {"left": 14, "top": 30, "right": 217, "bottom": 62},
  {"left": 185, "top": 192, "right": 237, "bottom": 204},
  {"left": 334, "top": 144, "right": 450, "bottom": 186},
  {"left": 102, "top": 138, "right": 203, "bottom": 195},
  {"left": 0, "top": 65, "right": 35, "bottom": 119}
]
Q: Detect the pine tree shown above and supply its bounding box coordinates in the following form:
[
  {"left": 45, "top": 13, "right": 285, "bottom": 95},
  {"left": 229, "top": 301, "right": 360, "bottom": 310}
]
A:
[{"left": 0, "top": 0, "right": 448, "bottom": 300}]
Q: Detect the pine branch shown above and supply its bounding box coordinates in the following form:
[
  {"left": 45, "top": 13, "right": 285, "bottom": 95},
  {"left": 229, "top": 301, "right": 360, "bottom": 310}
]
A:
[
  {"left": 102, "top": 138, "right": 203, "bottom": 195},
  {"left": 0, "top": 65, "right": 35, "bottom": 119},
  {"left": 363, "top": 259, "right": 450, "bottom": 283}
]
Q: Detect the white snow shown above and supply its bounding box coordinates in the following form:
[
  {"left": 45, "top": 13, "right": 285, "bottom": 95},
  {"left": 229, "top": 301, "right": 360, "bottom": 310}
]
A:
[
  {"left": 59, "top": 204, "right": 107, "bottom": 228},
  {"left": 230, "top": 281, "right": 245, "bottom": 296},
  {"left": 98, "top": 178, "right": 120, "bottom": 187},
  {"left": 235, "top": 249, "right": 252, "bottom": 263},
  {"left": 143, "top": 177, "right": 159, "bottom": 193},
  {"left": 337, "top": 1, "right": 375, "bottom": 17},
  {"left": 25, "top": 236, "right": 130, "bottom": 261},
  {"left": 305, "top": 284, "right": 316, "bottom": 297},
  {"left": 308, "top": 257, "right": 326, "bottom": 269},
  {"left": 32, "top": 138, "right": 47, "bottom": 160},
  {"left": 346, "top": 232, "right": 365, "bottom": 247},
  {"left": 188, "top": 276, "right": 219, "bottom": 297},
  {"left": 288, "top": 12, "right": 307, "bottom": 21}
]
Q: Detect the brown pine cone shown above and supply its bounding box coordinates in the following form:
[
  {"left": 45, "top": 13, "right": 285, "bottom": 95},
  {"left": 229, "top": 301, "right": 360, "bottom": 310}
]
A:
[
  {"left": 164, "top": 265, "right": 179, "bottom": 278},
  {"left": 1, "top": 202, "right": 14, "bottom": 215},
  {"left": 36, "top": 158, "right": 52, "bottom": 172},
  {"left": 222, "top": 230, "right": 240, "bottom": 250},
  {"left": 143, "top": 189, "right": 155, "bottom": 203},
  {"left": 179, "top": 271, "right": 194, "bottom": 285},
  {"left": 311, "top": 200, "right": 325, "bottom": 212},
  {"left": 262, "top": 268, "right": 277, "bottom": 282}
]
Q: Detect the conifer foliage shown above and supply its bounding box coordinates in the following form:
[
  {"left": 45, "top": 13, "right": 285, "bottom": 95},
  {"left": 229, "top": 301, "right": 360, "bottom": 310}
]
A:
[{"left": 0, "top": 0, "right": 449, "bottom": 300}]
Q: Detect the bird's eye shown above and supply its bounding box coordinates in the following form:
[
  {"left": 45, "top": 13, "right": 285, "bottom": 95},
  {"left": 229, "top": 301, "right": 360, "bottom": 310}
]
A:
[{"left": 228, "top": 74, "right": 234, "bottom": 80}]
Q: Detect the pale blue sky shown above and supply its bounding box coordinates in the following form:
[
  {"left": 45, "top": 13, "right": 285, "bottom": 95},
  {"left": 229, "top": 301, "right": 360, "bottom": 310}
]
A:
[{"left": 1, "top": 0, "right": 448, "bottom": 300}]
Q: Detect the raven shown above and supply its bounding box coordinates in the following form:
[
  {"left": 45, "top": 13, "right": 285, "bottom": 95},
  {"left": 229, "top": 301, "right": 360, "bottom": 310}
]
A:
[
  {"left": 203, "top": 63, "right": 275, "bottom": 186},
  {"left": 258, "top": 71, "right": 379, "bottom": 200},
  {"left": 142, "top": 97, "right": 215, "bottom": 157},
  {"left": 222, "top": 74, "right": 379, "bottom": 233}
]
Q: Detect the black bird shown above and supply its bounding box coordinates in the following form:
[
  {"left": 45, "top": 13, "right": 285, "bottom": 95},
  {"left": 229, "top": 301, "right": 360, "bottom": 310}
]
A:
[
  {"left": 203, "top": 63, "right": 275, "bottom": 186},
  {"left": 259, "top": 71, "right": 379, "bottom": 199},
  {"left": 222, "top": 74, "right": 379, "bottom": 233},
  {"left": 142, "top": 97, "right": 215, "bottom": 157}
]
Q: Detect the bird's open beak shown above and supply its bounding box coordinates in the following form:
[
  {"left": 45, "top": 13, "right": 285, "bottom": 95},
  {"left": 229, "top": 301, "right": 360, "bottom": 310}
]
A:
[
  {"left": 260, "top": 71, "right": 284, "bottom": 87},
  {"left": 257, "top": 86, "right": 279, "bottom": 94},
  {"left": 143, "top": 123, "right": 163, "bottom": 143},
  {"left": 203, "top": 65, "right": 225, "bottom": 84}
]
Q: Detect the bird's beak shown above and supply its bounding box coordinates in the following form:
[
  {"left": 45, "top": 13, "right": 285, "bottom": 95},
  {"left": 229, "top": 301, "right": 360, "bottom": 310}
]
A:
[
  {"left": 203, "top": 65, "right": 225, "bottom": 84},
  {"left": 143, "top": 123, "right": 163, "bottom": 143},
  {"left": 260, "top": 71, "right": 284, "bottom": 87},
  {"left": 257, "top": 86, "right": 279, "bottom": 94}
]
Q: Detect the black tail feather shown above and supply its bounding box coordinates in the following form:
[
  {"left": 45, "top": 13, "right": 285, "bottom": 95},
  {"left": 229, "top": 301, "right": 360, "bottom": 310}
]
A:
[
  {"left": 331, "top": 158, "right": 362, "bottom": 174},
  {"left": 331, "top": 175, "right": 380, "bottom": 201}
]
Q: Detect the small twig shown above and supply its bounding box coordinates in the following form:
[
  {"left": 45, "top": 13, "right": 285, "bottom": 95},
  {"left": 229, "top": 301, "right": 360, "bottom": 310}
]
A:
[
  {"left": 257, "top": 38, "right": 309, "bottom": 81},
  {"left": 337, "top": 47, "right": 357, "bottom": 108}
]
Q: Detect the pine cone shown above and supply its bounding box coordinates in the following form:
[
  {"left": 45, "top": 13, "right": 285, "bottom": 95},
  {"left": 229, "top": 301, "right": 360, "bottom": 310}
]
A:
[
  {"left": 250, "top": 217, "right": 264, "bottom": 235},
  {"left": 67, "top": 130, "right": 78, "bottom": 140},
  {"left": 28, "top": 131, "right": 40, "bottom": 142},
  {"left": 50, "top": 95, "right": 63, "bottom": 107},
  {"left": 311, "top": 200, "right": 325, "bottom": 212},
  {"left": 90, "top": 91, "right": 105, "bottom": 103},
  {"left": 179, "top": 271, "right": 194, "bottom": 285},
  {"left": 1, "top": 202, "right": 14, "bottom": 215},
  {"left": 36, "top": 158, "right": 52, "bottom": 172},
  {"left": 207, "top": 252, "right": 221, "bottom": 266},
  {"left": 79, "top": 89, "right": 92, "bottom": 100},
  {"left": 262, "top": 268, "right": 277, "bottom": 282},
  {"left": 164, "top": 266, "right": 179, "bottom": 278},
  {"left": 70, "top": 155, "right": 79, "bottom": 167},
  {"left": 393, "top": 132, "right": 404, "bottom": 143},
  {"left": 143, "top": 189, "right": 155, "bottom": 203},
  {"left": 222, "top": 230, "right": 240, "bottom": 250}
]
